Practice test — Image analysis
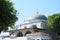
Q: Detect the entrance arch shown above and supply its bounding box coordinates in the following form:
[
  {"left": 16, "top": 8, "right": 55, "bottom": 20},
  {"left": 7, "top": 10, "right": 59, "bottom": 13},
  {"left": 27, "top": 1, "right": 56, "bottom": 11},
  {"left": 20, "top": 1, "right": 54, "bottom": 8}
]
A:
[
  {"left": 17, "top": 32, "right": 23, "bottom": 37},
  {"left": 25, "top": 31, "right": 31, "bottom": 36}
]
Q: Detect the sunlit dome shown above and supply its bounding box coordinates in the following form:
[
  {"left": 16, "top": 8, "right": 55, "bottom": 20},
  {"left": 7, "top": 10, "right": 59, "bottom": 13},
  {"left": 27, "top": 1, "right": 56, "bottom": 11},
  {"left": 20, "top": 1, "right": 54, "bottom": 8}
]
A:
[{"left": 25, "top": 12, "right": 47, "bottom": 21}]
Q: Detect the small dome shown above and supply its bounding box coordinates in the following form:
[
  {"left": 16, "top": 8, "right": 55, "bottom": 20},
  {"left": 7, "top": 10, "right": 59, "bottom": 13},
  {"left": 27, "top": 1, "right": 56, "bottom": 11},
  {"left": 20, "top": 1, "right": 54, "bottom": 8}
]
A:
[{"left": 25, "top": 13, "right": 47, "bottom": 21}]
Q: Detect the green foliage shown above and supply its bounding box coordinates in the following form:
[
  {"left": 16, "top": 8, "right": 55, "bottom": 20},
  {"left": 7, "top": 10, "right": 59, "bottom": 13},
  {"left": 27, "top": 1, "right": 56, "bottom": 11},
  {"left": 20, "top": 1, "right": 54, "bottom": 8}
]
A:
[
  {"left": 48, "top": 13, "right": 60, "bottom": 34},
  {"left": 0, "top": 0, "right": 18, "bottom": 32}
]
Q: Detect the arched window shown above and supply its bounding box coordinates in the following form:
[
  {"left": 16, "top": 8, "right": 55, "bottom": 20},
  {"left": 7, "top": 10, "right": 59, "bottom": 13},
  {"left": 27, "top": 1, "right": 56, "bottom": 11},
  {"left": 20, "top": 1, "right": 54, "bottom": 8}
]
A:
[
  {"left": 41, "top": 22, "right": 46, "bottom": 28},
  {"left": 17, "top": 32, "right": 23, "bottom": 37},
  {"left": 25, "top": 31, "right": 31, "bottom": 36},
  {"left": 24, "top": 26, "right": 27, "bottom": 29},
  {"left": 31, "top": 25, "right": 37, "bottom": 28}
]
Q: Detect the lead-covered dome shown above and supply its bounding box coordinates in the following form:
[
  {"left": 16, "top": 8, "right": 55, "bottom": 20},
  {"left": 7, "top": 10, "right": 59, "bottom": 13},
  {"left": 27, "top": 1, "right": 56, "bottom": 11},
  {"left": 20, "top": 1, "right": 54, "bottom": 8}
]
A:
[{"left": 25, "top": 13, "right": 47, "bottom": 21}]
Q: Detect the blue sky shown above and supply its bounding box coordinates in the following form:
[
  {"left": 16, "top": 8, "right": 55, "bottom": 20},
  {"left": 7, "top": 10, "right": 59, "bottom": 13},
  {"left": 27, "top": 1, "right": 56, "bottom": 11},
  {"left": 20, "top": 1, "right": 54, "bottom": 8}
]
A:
[{"left": 11, "top": 0, "right": 60, "bottom": 25}]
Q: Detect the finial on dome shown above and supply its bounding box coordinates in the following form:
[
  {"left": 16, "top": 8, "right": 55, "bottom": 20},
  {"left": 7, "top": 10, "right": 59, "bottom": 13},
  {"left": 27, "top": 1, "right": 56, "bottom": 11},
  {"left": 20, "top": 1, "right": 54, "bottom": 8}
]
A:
[
  {"left": 34, "top": 11, "right": 40, "bottom": 15},
  {"left": 36, "top": 9, "right": 39, "bottom": 14},
  {"left": 36, "top": 11, "right": 39, "bottom": 14}
]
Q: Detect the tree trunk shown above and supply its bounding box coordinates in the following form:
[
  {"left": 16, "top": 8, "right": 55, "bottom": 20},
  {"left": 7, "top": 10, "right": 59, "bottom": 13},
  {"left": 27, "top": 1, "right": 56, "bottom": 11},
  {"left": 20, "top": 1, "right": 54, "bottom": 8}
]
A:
[
  {"left": 56, "top": 32, "right": 58, "bottom": 40},
  {"left": 0, "top": 29, "right": 2, "bottom": 33},
  {"left": 0, "top": 31, "right": 1, "bottom": 33}
]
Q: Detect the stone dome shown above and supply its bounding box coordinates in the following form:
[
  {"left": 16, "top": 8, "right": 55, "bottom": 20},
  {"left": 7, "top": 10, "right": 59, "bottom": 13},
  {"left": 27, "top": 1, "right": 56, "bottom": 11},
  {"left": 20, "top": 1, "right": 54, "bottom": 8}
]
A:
[{"left": 25, "top": 13, "right": 47, "bottom": 21}]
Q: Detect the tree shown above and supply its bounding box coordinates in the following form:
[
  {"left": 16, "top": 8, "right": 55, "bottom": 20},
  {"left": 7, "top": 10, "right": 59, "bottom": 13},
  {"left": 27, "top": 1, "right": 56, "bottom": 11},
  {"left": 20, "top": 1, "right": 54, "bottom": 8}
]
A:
[
  {"left": 0, "top": 0, "right": 18, "bottom": 33},
  {"left": 48, "top": 13, "right": 60, "bottom": 40}
]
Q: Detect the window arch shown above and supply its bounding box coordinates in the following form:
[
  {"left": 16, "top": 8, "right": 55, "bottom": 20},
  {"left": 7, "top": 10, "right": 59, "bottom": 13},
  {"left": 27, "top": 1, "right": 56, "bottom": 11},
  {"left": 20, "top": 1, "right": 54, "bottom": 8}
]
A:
[
  {"left": 25, "top": 31, "right": 31, "bottom": 36},
  {"left": 17, "top": 32, "right": 23, "bottom": 37}
]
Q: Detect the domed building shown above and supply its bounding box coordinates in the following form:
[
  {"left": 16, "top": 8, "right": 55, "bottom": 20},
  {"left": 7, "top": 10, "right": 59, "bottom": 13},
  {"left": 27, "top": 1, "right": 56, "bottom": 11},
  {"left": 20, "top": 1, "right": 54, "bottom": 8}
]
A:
[{"left": 8, "top": 12, "right": 53, "bottom": 40}]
